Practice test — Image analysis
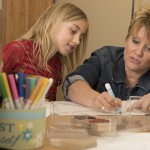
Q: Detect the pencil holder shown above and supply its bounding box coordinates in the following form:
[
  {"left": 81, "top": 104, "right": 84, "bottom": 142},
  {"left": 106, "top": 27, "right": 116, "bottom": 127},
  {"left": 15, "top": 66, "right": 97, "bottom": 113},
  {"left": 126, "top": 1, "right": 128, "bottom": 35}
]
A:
[{"left": 0, "top": 107, "right": 46, "bottom": 150}]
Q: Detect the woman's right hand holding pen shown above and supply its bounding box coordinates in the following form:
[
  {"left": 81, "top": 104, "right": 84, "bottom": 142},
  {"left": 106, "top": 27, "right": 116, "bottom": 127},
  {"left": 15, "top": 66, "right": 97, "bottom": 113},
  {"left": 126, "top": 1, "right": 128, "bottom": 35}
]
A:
[
  {"left": 68, "top": 80, "right": 122, "bottom": 112},
  {"left": 93, "top": 92, "right": 122, "bottom": 112}
]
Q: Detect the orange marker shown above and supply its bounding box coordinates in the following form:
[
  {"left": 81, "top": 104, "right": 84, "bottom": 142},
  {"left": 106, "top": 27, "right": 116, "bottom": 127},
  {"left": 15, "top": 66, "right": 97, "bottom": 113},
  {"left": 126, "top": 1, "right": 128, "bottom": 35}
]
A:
[
  {"left": 24, "top": 77, "right": 45, "bottom": 110},
  {"left": 30, "top": 78, "right": 49, "bottom": 109}
]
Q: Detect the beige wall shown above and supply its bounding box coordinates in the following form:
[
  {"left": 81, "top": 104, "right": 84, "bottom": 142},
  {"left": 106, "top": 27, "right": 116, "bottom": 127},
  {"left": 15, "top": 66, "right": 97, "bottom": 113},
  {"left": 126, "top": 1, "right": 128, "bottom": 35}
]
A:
[
  {"left": 1, "top": 0, "right": 149, "bottom": 100},
  {"left": 58, "top": 0, "right": 132, "bottom": 58},
  {"left": 57, "top": 0, "right": 150, "bottom": 58},
  {"left": 135, "top": 0, "right": 150, "bottom": 10},
  {"left": 56, "top": 0, "right": 150, "bottom": 100},
  {"left": 57, "top": 0, "right": 132, "bottom": 101}
]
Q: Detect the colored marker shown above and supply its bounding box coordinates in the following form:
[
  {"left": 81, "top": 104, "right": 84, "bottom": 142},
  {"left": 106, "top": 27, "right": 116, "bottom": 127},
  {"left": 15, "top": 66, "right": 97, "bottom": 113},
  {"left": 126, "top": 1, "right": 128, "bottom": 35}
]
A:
[
  {"left": 36, "top": 78, "right": 53, "bottom": 109},
  {"left": 1, "top": 73, "right": 15, "bottom": 109},
  {"left": 24, "top": 77, "right": 30, "bottom": 104},
  {"left": 8, "top": 74, "right": 21, "bottom": 109},
  {"left": 18, "top": 72, "right": 24, "bottom": 107},
  {"left": 0, "top": 74, "right": 10, "bottom": 109},
  {"left": 24, "top": 77, "right": 45, "bottom": 110},
  {"left": 105, "top": 83, "right": 121, "bottom": 114},
  {"left": 30, "top": 78, "right": 49, "bottom": 109},
  {"left": 0, "top": 94, "right": 2, "bottom": 108},
  {"left": 1, "top": 100, "right": 5, "bottom": 109},
  {"left": 29, "top": 77, "right": 37, "bottom": 94}
]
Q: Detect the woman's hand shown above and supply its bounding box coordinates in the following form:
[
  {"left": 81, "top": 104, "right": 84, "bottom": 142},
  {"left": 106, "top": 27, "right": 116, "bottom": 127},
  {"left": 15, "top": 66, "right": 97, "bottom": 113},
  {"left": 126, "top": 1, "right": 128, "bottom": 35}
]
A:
[
  {"left": 92, "top": 91, "right": 122, "bottom": 112},
  {"left": 130, "top": 94, "right": 150, "bottom": 112}
]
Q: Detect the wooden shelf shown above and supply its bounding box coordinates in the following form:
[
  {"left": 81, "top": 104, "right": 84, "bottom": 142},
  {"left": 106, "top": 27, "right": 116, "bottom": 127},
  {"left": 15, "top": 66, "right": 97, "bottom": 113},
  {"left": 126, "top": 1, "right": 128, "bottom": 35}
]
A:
[{"left": 0, "top": 0, "right": 54, "bottom": 47}]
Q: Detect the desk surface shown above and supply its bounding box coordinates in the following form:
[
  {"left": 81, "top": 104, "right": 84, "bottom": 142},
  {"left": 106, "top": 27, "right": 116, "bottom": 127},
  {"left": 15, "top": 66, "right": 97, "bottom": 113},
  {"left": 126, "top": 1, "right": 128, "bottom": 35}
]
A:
[
  {"left": 39, "top": 101, "right": 150, "bottom": 150},
  {"left": 38, "top": 116, "right": 61, "bottom": 150}
]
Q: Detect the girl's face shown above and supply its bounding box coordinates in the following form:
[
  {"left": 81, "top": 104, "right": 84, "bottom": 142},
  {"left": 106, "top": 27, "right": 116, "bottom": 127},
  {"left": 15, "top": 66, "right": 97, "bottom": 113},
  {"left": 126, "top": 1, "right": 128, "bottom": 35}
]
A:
[
  {"left": 57, "top": 20, "right": 88, "bottom": 56},
  {"left": 124, "top": 26, "right": 150, "bottom": 75}
]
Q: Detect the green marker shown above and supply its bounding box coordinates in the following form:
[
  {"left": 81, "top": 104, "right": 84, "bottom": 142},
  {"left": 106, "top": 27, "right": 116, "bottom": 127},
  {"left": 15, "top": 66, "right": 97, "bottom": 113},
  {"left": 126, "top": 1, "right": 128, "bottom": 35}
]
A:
[{"left": 0, "top": 74, "right": 10, "bottom": 109}]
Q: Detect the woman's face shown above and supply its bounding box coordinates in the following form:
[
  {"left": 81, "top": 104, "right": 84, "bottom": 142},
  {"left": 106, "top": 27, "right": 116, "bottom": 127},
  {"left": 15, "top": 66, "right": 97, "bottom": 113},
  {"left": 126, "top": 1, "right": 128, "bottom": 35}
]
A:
[
  {"left": 124, "top": 26, "right": 150, "bottom": 75},
  {"left": 57, "top": 20, "right": 88, "bottom": 56}
]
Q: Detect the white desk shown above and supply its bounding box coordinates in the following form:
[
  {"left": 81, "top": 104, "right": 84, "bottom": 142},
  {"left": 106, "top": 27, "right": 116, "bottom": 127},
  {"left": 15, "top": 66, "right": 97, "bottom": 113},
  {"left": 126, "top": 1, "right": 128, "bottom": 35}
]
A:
[{"left": 44, "top": 101, "right": 150, "bottom": 150}]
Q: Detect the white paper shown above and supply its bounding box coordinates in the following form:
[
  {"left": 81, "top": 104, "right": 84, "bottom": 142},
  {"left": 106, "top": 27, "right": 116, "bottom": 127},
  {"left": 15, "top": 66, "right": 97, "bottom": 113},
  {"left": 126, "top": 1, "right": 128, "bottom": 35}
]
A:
[{"left": 45, "top": 101, "right": 146, "bottom": 117}]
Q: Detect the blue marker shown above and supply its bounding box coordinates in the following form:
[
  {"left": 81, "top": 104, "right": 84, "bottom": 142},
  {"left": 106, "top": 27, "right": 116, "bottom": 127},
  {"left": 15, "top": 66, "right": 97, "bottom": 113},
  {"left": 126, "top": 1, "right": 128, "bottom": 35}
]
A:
[
  {"left": 25, "top": 78, "right": 30, "bottom": 104},
  {"left": 105, "top": 83, "right": 121, "bottom": 114},
  {"left": 18, "top": 72, "right": 24, "bottom": 107}
]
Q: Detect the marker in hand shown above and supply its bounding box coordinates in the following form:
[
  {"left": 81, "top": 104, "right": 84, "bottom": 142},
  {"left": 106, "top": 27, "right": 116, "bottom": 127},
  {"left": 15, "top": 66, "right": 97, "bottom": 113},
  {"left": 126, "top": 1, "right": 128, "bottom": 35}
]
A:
[{"left": 105, "top": 83, "right": 121, "bottom": 114}]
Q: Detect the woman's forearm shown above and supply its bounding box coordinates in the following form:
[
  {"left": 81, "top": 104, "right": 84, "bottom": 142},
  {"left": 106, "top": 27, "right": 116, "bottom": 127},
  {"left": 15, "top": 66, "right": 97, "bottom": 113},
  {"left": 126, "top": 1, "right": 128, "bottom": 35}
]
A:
[{"left": 68, "top": 80, "right": 99, "bottom": 108}]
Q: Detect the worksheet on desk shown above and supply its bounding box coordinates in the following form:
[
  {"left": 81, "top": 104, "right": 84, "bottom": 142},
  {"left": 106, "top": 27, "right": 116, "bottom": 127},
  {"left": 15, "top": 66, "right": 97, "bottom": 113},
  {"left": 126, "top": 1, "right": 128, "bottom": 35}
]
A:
[{"left": 45, "top": 100, "right": 146, "bottom": 116}]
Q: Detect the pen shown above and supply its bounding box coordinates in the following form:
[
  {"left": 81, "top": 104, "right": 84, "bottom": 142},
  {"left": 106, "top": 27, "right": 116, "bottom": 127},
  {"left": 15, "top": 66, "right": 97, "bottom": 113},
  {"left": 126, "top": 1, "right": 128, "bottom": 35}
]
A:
[
  {"left": 105, "top": 83, "right": 121, "bottom": 114},
  {"left": 1, "top": 73, "right": 15, "bottom": 109},
  {"left": 8, "top": 74, "right": 22, "bottom": 109}
]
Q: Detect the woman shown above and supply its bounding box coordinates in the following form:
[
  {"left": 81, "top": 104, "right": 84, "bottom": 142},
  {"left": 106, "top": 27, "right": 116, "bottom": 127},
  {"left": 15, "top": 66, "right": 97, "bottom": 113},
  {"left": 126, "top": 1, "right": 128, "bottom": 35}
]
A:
[
  {"left": 2, "top": 2, "right": 89, "bottom": 101},
  {"left": 63, "top": 7, "right": 150, "bottom": 112}
]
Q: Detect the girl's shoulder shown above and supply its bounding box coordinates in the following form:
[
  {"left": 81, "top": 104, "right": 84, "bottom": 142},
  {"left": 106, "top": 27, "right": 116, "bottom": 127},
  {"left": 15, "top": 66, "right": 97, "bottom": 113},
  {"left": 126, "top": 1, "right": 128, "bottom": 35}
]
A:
[
  {"left": 2, "top": 40, "right": 33, "bottom": 52},
  {"left": 2, "top": 40, "right": 34, "bottom": 63}
]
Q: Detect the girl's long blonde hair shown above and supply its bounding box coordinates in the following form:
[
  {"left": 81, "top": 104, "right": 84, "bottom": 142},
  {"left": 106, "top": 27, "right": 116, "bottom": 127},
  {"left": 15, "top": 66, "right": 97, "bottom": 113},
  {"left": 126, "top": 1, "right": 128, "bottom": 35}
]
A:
[{"left": 19, "top": 2, "right": 88, "bottom": 77}]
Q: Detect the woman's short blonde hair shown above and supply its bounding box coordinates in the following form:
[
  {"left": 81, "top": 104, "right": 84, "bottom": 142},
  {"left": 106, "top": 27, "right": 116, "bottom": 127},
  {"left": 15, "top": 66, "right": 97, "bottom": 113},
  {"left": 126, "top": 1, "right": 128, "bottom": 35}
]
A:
[{"left": 126, "top": 7, "right": 150, "bottom": 41}]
